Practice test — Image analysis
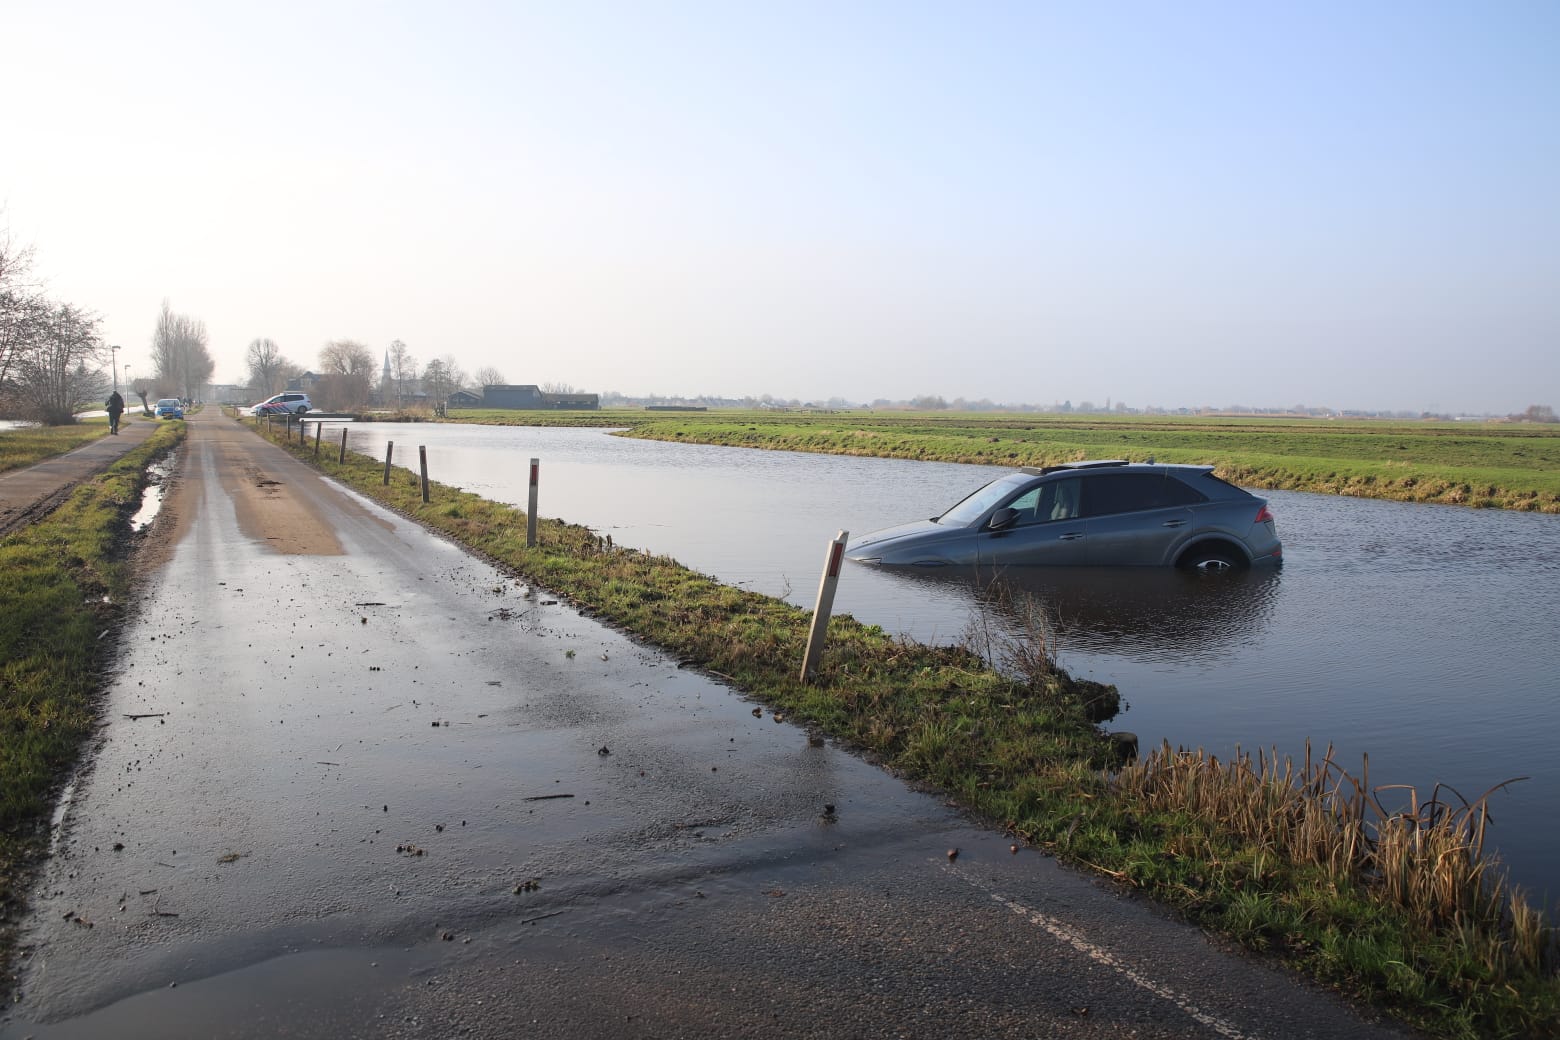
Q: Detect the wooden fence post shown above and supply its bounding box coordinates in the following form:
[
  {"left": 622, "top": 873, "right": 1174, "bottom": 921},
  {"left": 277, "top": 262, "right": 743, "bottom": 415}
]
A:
[
  {"left": 800, "top": 530, "right": 849, "bottom": 682},
  {"left": 526, "top": 458, "right": 539, "bottom": 547},
  {"left": 383, "top": 441, "right": 394, "bottom": 485},
  {"left": 338, "top": 427, "right": 348, "bottom": 464},
  {"left": 419, "top": 446, "right": 430, "bottom": 503}
]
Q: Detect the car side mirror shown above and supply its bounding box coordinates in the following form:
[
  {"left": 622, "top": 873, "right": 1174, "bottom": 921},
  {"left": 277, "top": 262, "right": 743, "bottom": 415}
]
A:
[{"left": 987, "top": 507, "right": 1018, "bottom": 531}]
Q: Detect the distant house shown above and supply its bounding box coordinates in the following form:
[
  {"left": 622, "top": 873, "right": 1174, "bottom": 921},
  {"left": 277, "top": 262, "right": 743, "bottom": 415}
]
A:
[
  {"left": 287, "top": 372, "right": 323, "bottom": 393},
  {"left": 475, "top": 384, "right": 599, "bottom": 410},
  {"left": 447, "top": 388, "right": 484, "bottom": 408},
  {"left": 543, "top": 391, "right": 600, "bottom": 410}
]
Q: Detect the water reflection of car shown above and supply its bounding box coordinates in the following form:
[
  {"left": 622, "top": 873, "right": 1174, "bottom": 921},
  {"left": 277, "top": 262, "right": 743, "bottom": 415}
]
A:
[
  {"left": 154, "top": 398, "right": 184, "bottom": 420},
  {"left": 846, "top": 460, "right": 1282, "bottom": 571},
  {"left": 890, "top": 564, "right": 1283, "bottom": 661}
]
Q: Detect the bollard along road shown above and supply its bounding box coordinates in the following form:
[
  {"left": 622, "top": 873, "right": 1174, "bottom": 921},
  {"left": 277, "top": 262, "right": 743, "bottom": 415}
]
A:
[{"left": 0, "top": 412, "right": 1417, "bottom": 1040}]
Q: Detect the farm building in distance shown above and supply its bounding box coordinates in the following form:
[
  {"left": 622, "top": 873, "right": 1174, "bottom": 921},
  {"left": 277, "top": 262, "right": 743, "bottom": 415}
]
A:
[{"left": 455, "top": 385, "right": 600, "bottom": 410}]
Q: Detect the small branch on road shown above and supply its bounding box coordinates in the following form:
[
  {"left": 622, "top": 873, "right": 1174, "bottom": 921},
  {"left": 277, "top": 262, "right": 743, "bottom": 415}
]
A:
[
  {"left": 520, "top": 910, "right": 567, "bottom": 925},
  {"left": 521, "top": 794, "right": 575, "bottom": 802},
  {"left": 123, "top": 712, "right": 167, "bottom": 719}
]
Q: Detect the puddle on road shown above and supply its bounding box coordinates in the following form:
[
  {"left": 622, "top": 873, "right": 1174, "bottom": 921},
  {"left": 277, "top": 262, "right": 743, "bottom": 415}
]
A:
[
  {"left": 130, "top": 454, "right": 178, "bottom": 532},
  {"left": 0, "top": 944, "right": 435, "bottom": 1040}
]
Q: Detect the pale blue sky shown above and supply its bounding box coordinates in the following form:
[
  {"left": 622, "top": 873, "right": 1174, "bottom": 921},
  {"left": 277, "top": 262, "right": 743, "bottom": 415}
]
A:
[{"left": 5, "top": 1, "right": 1556, "bottom": 412}]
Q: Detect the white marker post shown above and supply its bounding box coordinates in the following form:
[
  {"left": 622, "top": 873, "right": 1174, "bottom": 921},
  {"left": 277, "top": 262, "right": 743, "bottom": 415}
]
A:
[
  {"left": 800, "top": 530, "right": 849, "bottom": 683},
  {"left": 526, "top": 458, "right": 540, "bottom": 547}
]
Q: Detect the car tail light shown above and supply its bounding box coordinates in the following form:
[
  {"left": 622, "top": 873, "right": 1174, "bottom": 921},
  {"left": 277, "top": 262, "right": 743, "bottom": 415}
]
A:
[{"left": 1254, "top": 504, "right": 1275, "bottom": 524}]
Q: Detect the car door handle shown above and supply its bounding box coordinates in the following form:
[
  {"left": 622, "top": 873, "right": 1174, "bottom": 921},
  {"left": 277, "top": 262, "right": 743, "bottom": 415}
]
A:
[
  {"left": 1059, "top": 532, "right": 1084, "bottom": 541},
  {"left": 1162, "top": 520, "right": 1187, "bottom": 528}
]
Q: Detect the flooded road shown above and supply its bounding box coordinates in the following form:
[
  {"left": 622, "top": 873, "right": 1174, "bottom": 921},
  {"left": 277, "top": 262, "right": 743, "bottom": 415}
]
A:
[
  {"left": 340, "top": 423, "right": 1560, "bottom": 897},
  {"left": 0, "top": 415, "right": 1410, "bottom": 1038}
]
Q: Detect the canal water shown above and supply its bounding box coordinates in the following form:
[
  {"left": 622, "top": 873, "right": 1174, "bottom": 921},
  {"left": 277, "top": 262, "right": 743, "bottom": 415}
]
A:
[{"left": 345, "top": 423, "right": 1560, "bottom": 897}]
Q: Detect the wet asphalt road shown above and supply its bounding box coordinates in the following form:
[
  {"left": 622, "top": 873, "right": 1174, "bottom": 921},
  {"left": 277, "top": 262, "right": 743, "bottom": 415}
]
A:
[{"left": 0, "top": 416, "right": 1416, "bottom": 1039}]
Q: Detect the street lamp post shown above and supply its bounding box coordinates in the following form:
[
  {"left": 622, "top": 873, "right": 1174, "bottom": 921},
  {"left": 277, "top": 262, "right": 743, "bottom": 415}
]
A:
[
  {"left": 109, "top": 344, "right": 121, "bottom": 394},
  {"left": 124, "top": 366, "right": 133, "bottom": 402}
]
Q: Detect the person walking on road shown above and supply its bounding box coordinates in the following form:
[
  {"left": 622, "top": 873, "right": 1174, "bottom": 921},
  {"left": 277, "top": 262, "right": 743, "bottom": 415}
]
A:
[{"left": 106, "top": 390, "right": 125, "bottom": 434}]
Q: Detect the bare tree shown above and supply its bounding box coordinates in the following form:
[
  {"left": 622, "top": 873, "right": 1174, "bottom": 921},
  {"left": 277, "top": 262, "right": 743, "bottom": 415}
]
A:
[
  {"left": 388, "top": 339, "right": 417, "bottom": 406},
  {"left": 150, "top": 300, "right": 214, "bottom": 400},
  {"left": 422, "top": 357, "right": 464, "bottom": 416},
  {"left": 540, "top": 381, "right": 577, "bottom": 394},
  {"left": 8, "top": 302, "right": 106, "bottom": 424},
  {"left": 320, "top": 338, "right": 375, "bottom": 376},
  {"left": 245, "top": 337, "right": 291, "bottom": 396},
  {"left": 315, "top": 339, "right": 376, "bottom": 410},
  {"left": 0, "top": 224, "right": 45, "bottom": 396},
  {"left": 474, "top": 365, "right": 505, "bottom": 388},
  {"left": 439, "top": 354, "right": 467, "bottom": 393}
]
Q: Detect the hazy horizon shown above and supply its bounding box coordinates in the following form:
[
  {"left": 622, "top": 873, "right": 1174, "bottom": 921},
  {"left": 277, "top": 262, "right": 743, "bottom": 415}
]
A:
[{"left": 6, "top": 2, "right": 1557, "bottom": 416}]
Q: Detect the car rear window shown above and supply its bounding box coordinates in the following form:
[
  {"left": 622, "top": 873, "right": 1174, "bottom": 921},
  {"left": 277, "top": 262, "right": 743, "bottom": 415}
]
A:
[{"left": 1195, "top": 472, "right": 1253, "bottom": 499}]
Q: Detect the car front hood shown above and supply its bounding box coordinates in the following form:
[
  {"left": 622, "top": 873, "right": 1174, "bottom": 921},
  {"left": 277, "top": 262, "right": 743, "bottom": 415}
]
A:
[{"left": 845, "top": 519, "right": 968, "bottom": 564}]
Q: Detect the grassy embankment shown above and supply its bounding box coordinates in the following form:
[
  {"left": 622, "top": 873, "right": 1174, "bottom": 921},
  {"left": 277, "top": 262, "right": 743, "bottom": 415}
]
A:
[
  {"left": 0, "top": 420, "right": 112, "bottom": 475},
  {"left": 257, "top": 416, "right": 1556, "bottom": 1038},
  {"left": 445, "top": 409, "right": 1560, "bottom": 513},
  {"left": 0, "top": 420, "right": 184, "bottom": 983}
]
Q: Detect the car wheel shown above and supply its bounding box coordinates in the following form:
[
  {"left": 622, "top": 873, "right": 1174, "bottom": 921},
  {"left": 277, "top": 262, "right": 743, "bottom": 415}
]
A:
[
  {"left": 1181, "top": 546, "right": 1242, "bottom": 573},
  {"left": 295, "top": 406, "right": 309, "bottom": 415}
]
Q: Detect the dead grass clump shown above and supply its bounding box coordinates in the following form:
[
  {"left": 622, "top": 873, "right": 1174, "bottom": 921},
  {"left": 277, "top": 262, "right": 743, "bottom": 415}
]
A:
[{"left": 1116, "top": 741, "right": 1556, "bottom": 978}]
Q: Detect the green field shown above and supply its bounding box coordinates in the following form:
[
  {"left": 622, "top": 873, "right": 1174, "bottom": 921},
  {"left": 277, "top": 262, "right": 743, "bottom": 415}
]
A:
[
  {"left": 446, "top": 409, "right": 1560, "bottom": 512},
  {"left": 0, "top": 420, "right": 111, "bottom": 475}
]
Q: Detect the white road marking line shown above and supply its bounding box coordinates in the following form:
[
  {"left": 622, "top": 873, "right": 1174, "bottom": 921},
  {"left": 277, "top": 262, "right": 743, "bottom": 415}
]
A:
[{"left": 948, "top": 865, "right": 1260, "bottom": 1040}]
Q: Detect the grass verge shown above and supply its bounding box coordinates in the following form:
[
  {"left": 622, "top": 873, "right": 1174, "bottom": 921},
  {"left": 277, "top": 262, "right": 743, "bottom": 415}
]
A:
[
  {"left": 0, "top": 421, "right": 184, "bottom": 986},
  {"left": 251, "top": 416, "right": 1560, "bottom": 1035}
]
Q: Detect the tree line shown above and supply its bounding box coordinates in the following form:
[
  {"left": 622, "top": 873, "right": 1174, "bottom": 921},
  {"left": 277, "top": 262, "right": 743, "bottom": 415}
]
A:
[{"left": 245, "top": 336, "right": 504, "bottom": 413}]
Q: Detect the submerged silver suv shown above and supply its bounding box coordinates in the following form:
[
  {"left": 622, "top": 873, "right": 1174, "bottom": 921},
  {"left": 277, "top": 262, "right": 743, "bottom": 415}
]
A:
[{"left": 847, "top": 460, "right": 1282, "bottom": 571}]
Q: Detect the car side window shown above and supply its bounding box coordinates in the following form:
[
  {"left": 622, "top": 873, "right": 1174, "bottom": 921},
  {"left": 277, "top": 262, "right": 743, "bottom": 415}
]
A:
[
  {"left": 1081, "top": 475, "right": 1144, "bottom": 517},
  {"left": 1043, "top": 478, "right": 1081, "bottom": 521},
  {"left": 1005, "top": 488, "right": 1043, "bottom": 525},
  {"left": 1160, "top": 476, "right": 1208, "bottom": 506},
  {"left": 1081, "top": 474, "right": 1202, "bottom": 517}
]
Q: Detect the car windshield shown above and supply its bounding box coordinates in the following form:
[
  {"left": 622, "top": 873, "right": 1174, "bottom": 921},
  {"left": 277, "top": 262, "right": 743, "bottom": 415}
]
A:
[{"left": 936, "top": 472, "right": 1033, "bottom": 527}]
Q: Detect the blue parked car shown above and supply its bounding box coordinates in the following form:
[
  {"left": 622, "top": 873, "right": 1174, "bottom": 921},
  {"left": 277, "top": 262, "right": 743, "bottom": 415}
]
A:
[{"left": 155, "top": 398, "right": 184, "bottom": 420}]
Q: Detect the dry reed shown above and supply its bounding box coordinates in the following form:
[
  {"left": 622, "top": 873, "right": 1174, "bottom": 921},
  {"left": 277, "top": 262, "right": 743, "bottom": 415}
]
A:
[{"left": 1115, "top": 740, "right": 1556, "bottom": 977}]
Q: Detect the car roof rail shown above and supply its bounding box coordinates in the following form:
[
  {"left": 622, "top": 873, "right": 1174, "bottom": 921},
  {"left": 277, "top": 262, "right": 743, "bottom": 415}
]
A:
[{"left": 1032, "top": 459, "right": 1131, "bottom": 475}]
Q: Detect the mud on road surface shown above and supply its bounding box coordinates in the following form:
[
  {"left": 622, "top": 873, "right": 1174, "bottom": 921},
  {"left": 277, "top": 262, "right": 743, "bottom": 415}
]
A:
[{"left": 0, "top": 414, "right": 1415, "bottom": 1040}]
